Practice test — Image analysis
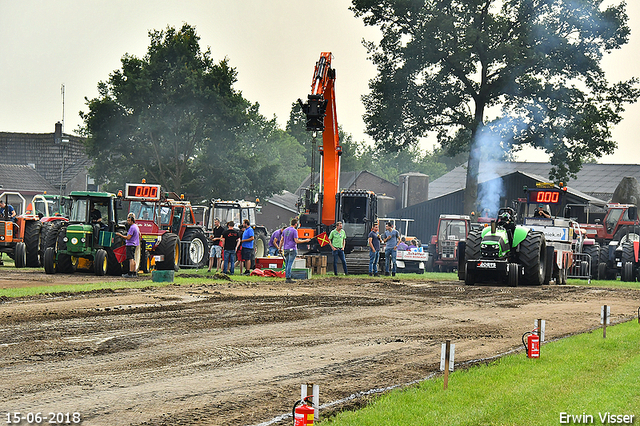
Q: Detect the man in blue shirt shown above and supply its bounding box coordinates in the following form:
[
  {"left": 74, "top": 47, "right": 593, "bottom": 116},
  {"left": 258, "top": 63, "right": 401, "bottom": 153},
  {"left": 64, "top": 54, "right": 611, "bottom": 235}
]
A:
[
  {"left": 0, "top": 200, "right": 16, "bottom": 221},
  {"left": 368, "top": 223, "right": 382, "bottom": 277},
  {"left": 240, "top": 219, "right": 254, "bottom": 275},
  {"left": 383, "top": 222, "right": 400, "bottom": 276}
]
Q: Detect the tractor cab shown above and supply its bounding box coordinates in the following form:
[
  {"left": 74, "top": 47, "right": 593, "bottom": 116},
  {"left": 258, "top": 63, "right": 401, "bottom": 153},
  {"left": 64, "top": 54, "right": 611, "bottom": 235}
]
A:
[{"left": 335, "top": 189, "right": 378, "bottom": 252}]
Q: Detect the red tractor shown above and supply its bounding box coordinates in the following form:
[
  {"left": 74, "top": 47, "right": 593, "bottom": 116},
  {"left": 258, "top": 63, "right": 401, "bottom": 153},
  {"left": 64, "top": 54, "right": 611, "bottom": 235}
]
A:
[
  {"left": 427, "top": 214, "right": 472, "bottom": 272},
  {"left": 125, "top": 182, "right": 208, "bottom": 271}
]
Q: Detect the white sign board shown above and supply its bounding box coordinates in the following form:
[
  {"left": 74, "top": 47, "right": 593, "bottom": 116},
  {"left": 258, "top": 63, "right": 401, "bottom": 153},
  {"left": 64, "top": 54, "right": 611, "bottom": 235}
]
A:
[
  {"left": 440, "top": 343, "right": 455, "bottom": 372},
  {"left": 528, "top": 226, "right": 569, "bottom": 242}
]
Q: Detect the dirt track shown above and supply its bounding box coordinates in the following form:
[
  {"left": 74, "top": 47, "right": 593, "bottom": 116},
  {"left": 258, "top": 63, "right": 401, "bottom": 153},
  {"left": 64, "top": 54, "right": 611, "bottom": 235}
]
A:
[{"left": 1, "top": 269, "right": 639, "bottom": 426}]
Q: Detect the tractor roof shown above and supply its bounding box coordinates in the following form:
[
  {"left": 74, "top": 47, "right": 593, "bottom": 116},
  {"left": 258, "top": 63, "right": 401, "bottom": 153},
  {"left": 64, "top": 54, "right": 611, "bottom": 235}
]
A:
[{"left": 70, "top": 191, "right": 115, "bottom": 198}]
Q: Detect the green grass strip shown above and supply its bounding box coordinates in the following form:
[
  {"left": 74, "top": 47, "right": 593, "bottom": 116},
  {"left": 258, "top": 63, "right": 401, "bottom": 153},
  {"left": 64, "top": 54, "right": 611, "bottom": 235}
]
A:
[{"left": 325, "top": 320, "right": 640, "bottom": 425}]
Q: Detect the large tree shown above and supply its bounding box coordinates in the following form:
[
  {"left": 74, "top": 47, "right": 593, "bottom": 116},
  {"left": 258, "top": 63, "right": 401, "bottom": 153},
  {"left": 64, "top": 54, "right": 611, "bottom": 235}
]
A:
[
  {"left": 80, "top": 24, "right": 281, "bottom": 200},
  {"left": 351, "top": 0, "right": 639, "bottom": 214}
]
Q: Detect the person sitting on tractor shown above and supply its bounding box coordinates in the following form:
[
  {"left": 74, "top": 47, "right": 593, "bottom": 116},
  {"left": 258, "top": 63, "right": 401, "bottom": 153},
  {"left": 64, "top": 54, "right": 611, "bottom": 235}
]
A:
[
  {"left": 534, "top": 204, "right": 551, "bottom": 218},
  {"left": 0, "top": 199, "right": 17, "bottom": 221},
  {"left": 498, "top": 208, "right": 517, "bottom": 255},
  {"left": 90, "top": 202, "right": 108, "bottom": 230}
]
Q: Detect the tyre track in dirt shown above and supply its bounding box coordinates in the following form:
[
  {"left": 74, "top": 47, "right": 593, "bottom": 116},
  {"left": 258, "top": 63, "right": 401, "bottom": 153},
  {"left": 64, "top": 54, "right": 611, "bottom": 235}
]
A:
[{"left": 1, "top": 272, "right": 639, "bottom": 425}]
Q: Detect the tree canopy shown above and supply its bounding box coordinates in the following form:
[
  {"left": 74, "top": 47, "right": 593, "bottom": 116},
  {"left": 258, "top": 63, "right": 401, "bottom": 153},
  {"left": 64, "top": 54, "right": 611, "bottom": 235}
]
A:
[
  {"left": 80, "top": 24, "right": 300, "bottom": 202},
  {"left": 351, "top": 0, "right": 639, "bottom": 214}
]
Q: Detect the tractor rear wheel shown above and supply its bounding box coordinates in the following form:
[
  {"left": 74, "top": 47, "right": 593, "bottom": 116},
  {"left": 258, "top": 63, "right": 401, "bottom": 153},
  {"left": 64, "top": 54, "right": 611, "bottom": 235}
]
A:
[
  {"left": 465, "top": 230, "right": 482, "bottom": 261},
  {"left": 155, "top": 232, "right": 179, "bottom": 271},
  {"left": 182, "top": 229, "right": 208, "bottom": 268},
  {"left": 519, "top": 231, "right": 547, "bottom": 286},
  {"left": 43, "top": 247, "right": 56, "bottom": 274},
  {"left": 14, "top": 242, "right": 27, "bottom": 268},
  {"left": 24, "top": 220, "right": 42, "bottom": 267},
  {"left": 597, "top": 262, "right": 607, "bottom": 280}
]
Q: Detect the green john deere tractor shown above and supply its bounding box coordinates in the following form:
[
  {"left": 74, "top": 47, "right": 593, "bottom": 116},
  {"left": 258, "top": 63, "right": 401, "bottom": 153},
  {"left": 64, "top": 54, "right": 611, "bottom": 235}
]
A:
[
  {"left": 461, "top": 207, "right": 550, "bottom": 286},
  {"left": 43, "top": 191, "right": 127, "bottom": 276}
]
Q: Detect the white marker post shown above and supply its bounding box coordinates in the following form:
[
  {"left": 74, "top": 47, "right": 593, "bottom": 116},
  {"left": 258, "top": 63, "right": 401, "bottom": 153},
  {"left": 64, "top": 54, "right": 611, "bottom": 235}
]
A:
[
  {"left": 301, "top": 383, "right": 319, "bottom": 420},
  {"left": 535, "top": 319, "right": 546, "bottom": 342},
  {"left": 601, "top": 305, "right": 610, "bottom": 338},
  {"left": 440, "top": 340, "right": 455, "bottom": 390}
]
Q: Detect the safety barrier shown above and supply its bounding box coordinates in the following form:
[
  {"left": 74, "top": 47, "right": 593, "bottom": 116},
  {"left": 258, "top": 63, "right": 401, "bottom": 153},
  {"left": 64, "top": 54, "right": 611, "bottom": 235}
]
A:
[{"left": 567, "top": 252, "right": 592, "bottom": 279}]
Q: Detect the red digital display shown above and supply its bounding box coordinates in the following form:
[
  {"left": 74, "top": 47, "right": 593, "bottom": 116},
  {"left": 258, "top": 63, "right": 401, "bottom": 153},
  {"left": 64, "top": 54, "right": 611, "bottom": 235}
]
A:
[
  {"left": 529, "top": 190, "right": 560, "bottom": 204},
  {"left": 125, "top": 183, "right": 161, "bottom": 201}
]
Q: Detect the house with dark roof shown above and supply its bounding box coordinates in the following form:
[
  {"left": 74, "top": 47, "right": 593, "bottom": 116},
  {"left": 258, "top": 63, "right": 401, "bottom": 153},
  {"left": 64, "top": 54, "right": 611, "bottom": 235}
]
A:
[
  {"left": 0, "top": 122, "right": 96, "bottom": 196},
  {"left": 385, "top": 163, "right": 629, "bottom": 244},
  {"left": 259, "top": 190, "right": 298, "bottom": 232},
  {"left": 428, "top": 161, "right": 640, "bottom": 202}
]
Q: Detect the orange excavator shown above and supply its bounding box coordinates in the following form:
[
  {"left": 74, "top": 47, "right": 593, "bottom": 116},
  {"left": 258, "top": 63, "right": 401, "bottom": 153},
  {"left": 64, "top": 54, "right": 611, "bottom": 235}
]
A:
[{"left": 297, "top": 53, "right": 378, "bottom": 270}]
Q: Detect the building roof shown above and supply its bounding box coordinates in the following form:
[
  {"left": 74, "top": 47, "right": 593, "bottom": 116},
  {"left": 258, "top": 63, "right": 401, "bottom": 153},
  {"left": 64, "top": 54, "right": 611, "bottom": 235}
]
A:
[
  {"left": 428, "top": 162, "right": 640, "bottom": 201},
  {"left": 296, "top": 170, "right": 397, "bottom": 196},
  {"left": 0, "top": 164, "right": 57, "bottom": 193},
  {"left": 265, "top": 190, "right": 298, "bottom": 213}
]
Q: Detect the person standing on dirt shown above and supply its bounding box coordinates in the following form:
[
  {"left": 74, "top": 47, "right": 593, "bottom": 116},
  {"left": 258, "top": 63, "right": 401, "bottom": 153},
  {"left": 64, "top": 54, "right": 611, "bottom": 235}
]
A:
[
  {"left": 368, "top": 223, "right": 382, "bottom": 277},
  {"left": 240, "top": 219, "right": 254, "bottom": 275},
  {"left": 281, "top": 218, "right": 311, "bottom": 283},
  {"left": 221, "top": 221, "right": 241, "bottom": 275},
  {"left": 116, "top": 213, "right": 140, "bottom": 278},
  {"left": 268, "top": 226, "right": 285, "bottom": 256},
  {"left": 329, "top": 221, "right": 348, "bottom": 276},
  {"left": 208, "top": 218, "right": 224, "bottom": 273},
  {"left": 383, "top": 222, "right": 400, "bottom": 276}
]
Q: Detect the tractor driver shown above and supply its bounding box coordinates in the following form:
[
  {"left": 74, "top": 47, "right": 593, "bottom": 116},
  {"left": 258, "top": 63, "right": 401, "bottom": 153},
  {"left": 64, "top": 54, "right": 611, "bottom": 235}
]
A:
[
  {"left": 498, "top": 209, "right": 517, "bottom": 256},
  {"left": 0, "top": 199, "right": 17, "bottom": 221},
  {"left": 90, "top": 202, "right": 107, "bottom": 230},
  {"left": 534, "top": 204, "right": 551, "bottom": 218}
]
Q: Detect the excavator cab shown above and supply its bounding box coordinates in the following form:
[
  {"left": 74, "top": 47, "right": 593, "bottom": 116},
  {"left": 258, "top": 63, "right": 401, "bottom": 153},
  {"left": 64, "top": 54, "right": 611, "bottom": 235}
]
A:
[{"left": 335, "top": 190, "right": 377, "bottom": 252}]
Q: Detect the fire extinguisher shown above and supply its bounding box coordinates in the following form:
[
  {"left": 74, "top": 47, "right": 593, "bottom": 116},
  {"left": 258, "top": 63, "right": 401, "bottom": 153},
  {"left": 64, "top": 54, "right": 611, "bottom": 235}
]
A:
[
  {"left": 293, "top": 395, "right": 315, "bottom": 426},
  {"left": 522, "top": 328, "right": 540, "bottom": 358},
  {"left": 292, "top": 395, "right": 315, "bottom": 426}
]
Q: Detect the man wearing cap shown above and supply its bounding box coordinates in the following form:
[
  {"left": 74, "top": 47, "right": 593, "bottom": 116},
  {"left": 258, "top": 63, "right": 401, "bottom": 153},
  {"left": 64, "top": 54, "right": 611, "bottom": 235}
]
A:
[
  {"left": 534, "top": 204, "right": 551, "bottom": 218},
  {"left": 116, "top": 213, "right": 140, "bottom": 278}
]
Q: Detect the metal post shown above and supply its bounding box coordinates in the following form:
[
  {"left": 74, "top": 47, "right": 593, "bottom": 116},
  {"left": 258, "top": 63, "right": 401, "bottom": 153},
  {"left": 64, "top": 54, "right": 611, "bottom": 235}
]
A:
[
  {"left": 444, "top": 340, "right": 451, "bottom": 390},
  {"left": 603, "top": 305, "right": 608, "bottom": 338}
]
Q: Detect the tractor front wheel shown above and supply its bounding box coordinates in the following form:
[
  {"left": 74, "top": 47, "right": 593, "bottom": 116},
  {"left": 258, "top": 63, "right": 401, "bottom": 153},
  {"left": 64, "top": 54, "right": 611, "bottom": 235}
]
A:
[
  {"left": 14, "top": 242, "right": 27, "bottom": 268},
  {"left": 94, "top": 249, "right": 108, "bottom": 276},
  {"left": 155, "top": 233, "right": 179, "bottom": 271},
  {"left": 182, "top": 229, "right": 208, "bottom": 268},
  {"left": 43, "top": 247, "right": 56, "bottom": 274}
]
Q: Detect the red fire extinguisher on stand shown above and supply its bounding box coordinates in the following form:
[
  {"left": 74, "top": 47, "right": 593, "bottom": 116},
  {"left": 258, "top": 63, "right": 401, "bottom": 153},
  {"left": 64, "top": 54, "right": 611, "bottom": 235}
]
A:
[
  {"left": 293, "top": 395, "right": 315, "bottom": 426},
  {"left": 522, "top": 328, "right": 540, "bottom": 358}
]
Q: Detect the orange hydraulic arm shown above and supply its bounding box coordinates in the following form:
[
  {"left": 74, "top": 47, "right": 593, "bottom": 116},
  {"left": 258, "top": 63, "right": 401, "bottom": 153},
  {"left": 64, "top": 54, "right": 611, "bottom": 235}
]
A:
[{"left": 300, "top": 52, "right": 341, "bottom": 226}]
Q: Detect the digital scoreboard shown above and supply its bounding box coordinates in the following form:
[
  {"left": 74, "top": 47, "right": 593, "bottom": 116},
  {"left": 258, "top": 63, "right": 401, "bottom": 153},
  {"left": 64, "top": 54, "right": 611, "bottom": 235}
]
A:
[
  {"left": 528, "top": 189, "right": 561, "bottom": 204},
  {"left": 124, "top": 183, "right": 162, "bottom": 202}
]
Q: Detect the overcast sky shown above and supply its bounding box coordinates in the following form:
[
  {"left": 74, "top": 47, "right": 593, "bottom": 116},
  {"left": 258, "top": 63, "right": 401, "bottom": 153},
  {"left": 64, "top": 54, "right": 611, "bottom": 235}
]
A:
[{"left": 1, "top": 0, "right": 638, "bottom": 165}]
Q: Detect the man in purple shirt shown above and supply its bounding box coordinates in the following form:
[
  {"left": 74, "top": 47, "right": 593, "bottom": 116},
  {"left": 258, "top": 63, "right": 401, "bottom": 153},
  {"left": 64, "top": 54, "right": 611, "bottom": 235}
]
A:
[
  {"left": 268, "top": 226, "right": 285, "bottom": 256},
  {"left": 281, "top": 218, "right": 311, "bottom": 283},
  {"left": 116, "top": 213, "right": 140, "bottom": 278}
]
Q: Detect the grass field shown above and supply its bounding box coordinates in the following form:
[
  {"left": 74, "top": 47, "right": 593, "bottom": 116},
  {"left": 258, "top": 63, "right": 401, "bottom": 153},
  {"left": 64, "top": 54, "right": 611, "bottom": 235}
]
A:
[
  {"left": 324, "top": 320, "right": 640, "bottom": 425},
  {"left": 0, "top": 263, "right": 637, "bottom": 298}
]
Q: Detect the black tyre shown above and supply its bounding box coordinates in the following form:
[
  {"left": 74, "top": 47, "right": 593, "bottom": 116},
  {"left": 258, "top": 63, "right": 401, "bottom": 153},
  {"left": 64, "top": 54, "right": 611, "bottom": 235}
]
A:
[
  {"left": 43, "top": 247, "right": 56, "bottom": 274},
  {"left": 544, "top": 246, "right": 554, "bottom": 285},
  {"left": 155, "top": 232, "right": 179, "bottom": 271},
  {"left": 140, "top": 240, "right": 149, "bottom": 273},
  {"left": 599, "top": 242, "right": 611, "bottom": 264},
  {"left": 519, "top": 231, "right": 547, "bottom": 286},
  {"left": 465, "top": 230, "right": 482, "bottom": 261},
  {"left": 94, "top": 249, "right": 107, "bottom": 276},
  {"left": 55, "top": 228, "right": 76, "bottom": 274},
  {"left": 582, "top": 244, "right": 600, "bottom": 279},
  {"left": 24, "top": 220, "right": 42, "bottom": 267},
  {"left": 14, "top": 242, "right": 26, "bottom": 268},
  {"left": 507, "top": 263, "right": 519, "bottom": 287},
  {"left": 613, "top": 226, "right": 640, "bottom": 244},
  {"left": 597, "top": 262, "right": 607, "bottom": 280},
  {"left": 464, "top": 267, "right": 475, "bottom": 285},
  {"left": 42, "top": 220, "right": 66, "bottom": 252},
  {"left": 106, "top": 231, "right": 124, "bottom": 276},
  {"left": 457, "top": 241, "right": 466, "bottom": 281},
  {"left": 254, "top": 228, "right": 269, "bottom": 259},
  {"left": 182, "top": 228, "right": 208, "bottom": 268}
]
